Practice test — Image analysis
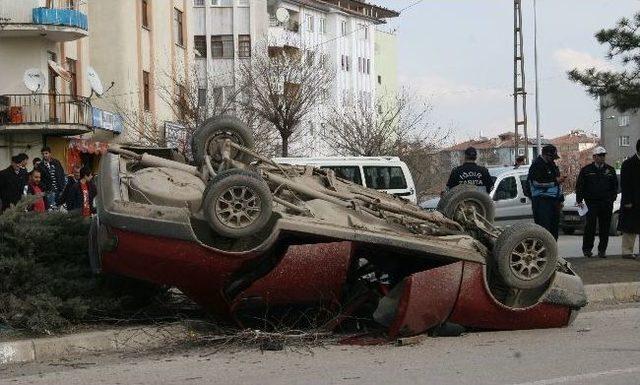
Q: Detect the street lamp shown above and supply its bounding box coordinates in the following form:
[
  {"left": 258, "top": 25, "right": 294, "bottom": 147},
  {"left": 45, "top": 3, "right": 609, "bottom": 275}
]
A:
[{"left": 534, "top": 0, "right": 542, "bottom": 155}]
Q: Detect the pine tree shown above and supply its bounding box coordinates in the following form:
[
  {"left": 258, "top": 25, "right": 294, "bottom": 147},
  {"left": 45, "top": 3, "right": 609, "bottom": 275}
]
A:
[{"left": 569, "top": 12, "right": 640, "bottom": 111}]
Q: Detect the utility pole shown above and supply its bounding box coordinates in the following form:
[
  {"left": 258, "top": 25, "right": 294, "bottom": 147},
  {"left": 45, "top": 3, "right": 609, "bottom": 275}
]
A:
[{"left": 513, "top": 0, "right": 529, "bottom": 163}]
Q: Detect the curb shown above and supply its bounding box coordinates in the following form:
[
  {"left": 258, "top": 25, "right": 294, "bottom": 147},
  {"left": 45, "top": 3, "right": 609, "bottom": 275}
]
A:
[
  {"left": 1, "top": 282, "right": 639, "bottom": 367},
  {"left": 585, "top": 281, "right": 640, "bottom": 303},
  {"left": 0, "top": 324, "right": 190, "bottom": 366}
]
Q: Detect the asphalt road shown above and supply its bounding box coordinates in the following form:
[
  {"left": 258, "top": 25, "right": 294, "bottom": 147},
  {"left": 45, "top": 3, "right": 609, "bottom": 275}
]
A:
[
  {"left": 2, "top": 304, "right": 639, "bottom": 385},
  {"left": 557, "top": 234, "right": 625, "bottom": 258}
]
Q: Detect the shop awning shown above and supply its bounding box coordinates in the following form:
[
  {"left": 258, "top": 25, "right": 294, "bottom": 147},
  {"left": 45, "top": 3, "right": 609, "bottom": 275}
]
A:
[{"left": 68, "top": 139, "right": 109, "bottom": 154}]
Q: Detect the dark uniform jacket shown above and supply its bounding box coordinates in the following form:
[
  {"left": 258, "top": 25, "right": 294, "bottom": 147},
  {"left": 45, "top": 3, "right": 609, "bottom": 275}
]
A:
[
  {"left": 575, "top": 163, "right": 618, "bottom": 203},
  {"left": 66, "top": 181, "right": 97, "bottom": 214},
  {"left": 0, "top": 166, "right": 28, "bottom": 211},
  {"left": 527, "top": 156, "right": 563, "bottom": 200},
  {"left": 446, "top": 162, "right": 494, "bottom": 193},
  {"left": 618, "top": 154, "right": 640, "bottom": 234},
  {"left": 36, "top": 158, "right": 66, "bottom": 194}
]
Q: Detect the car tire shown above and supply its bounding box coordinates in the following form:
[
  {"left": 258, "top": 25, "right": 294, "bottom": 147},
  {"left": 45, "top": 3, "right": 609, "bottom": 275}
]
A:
[
  {"left": 493, "top": 223, "right": 558, "bottom": 290},
  {"left": 192, "top": 115, "right": 255, "bottom": 168},
  {"left": 609, "top": 212, "right": 620, "bottom": 236},
  {"left": 562, "top": 228, "right": 575, "bottom": 235},
  {"left": 437, "top": 185, "right": 495, "bottom": 223},
  {"left": 203, "top": 169, "right": 273, "bottom": 239}
]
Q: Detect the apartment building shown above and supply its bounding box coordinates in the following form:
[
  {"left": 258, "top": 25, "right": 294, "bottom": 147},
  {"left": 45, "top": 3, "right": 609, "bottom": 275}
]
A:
[
  {"left": 600, "top": 99, "right": 640, "bottom": 167},
  {"left": 0, "top": 0, "right": 193, "bottom": 170},
  {"left": 89, "top": 0, "right": 194, "bottom": 146},
  {"left": 0, "top": 0, "right": 95, "bottom": 166},
  {"left": 191, "top": 0, "right": 399, "bottom": 154}
]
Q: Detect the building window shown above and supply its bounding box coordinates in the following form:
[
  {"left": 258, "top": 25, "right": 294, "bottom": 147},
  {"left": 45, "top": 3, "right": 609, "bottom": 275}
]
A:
[
  {"left": 238, "top": 35, "right": 251, "bottom": 57},
  {"left": 358, "top": 57, "right": 362, "bottom": 73},
  {"left": 173, "top": 8, "right": 184, "bottom": 46},
  {"left": 306, "top": 14, "right": 314, "bottom": 32},
  {"left": 193, "top": 0, "right": 205, "bottom": 6},
  {"left": 358, "top": 23, "right": 368, "bottom": 40},
  {"left": 141, "top": 0, "right": 150, "bottom": 28},
  {"left": 620, "top": 136, "right": 631, "bottom": 147},
  {"left": 66, "top": 58, "right": 77, "bottom": 96},
  {"left": 378, "top": 75, "right": 382, "bottom": 84},
  {"left": 211, "top": 35, "right": 234, "bottom": 58},
  {"left": 618, "top": 115, "right": 630, "bottom": 127},
  {"left": 194, "top": 35, "right": 207, "bottom": 57},
  {"left": 341, "top": 21, "right": 348, "bottom": 36},
  {"left": 346, "top": 56, "right": 350, "bottom": 71},
  {"left": 211, "top": 0, "right": 232, "bottom": 5},
  {"left": 142, "top": 71, "right": 150, "bottom": 111},
  {"left": 197, "top": 88, "right": 207, "bottom": 107},
  {"left": 366, "top": 59, "right": 370, "bottom": 74},
  {"left": 319, "top": 18, "right": 326, "bottom": 34}
]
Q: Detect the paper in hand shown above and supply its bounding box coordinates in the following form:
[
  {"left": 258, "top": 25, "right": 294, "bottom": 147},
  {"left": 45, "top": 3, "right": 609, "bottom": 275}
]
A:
[{"left": 577, "top": 204, "right": 589, "bottom": 217}]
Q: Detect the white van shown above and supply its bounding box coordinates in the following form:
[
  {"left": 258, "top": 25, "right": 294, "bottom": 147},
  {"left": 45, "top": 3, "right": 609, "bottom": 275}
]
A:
[{"left": 272, "top": 157, "right": 418, "bottom": 204}]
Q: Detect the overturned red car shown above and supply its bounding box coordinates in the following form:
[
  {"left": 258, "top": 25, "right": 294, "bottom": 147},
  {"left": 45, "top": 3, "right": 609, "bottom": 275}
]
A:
[{"left": 89, "top": 116, "right": 587, "bottom": 339}]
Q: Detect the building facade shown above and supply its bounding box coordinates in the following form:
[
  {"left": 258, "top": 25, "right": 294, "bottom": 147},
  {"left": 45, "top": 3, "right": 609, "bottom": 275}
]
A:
[
  {"left": 0, "top": 0, "right": 194, "bottom": 171},
  {"left": 89, "top": 0, "right": 194, "bottom": 146},
  {"left": 600, "top": 99, "right": 640, "bottom": 167},
  {"left": 191, "top": 0, "right": 398, "bottom": 155},
  {"left": 0, "top": 0, "right": 93, "bottom": 166}
]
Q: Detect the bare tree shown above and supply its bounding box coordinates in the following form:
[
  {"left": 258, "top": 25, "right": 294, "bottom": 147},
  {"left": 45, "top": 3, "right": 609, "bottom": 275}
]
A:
[
  {"left": 237, "top": 41, "right": 336, "bottom": 157},
  {"left": 321, "top": 90, "right": 447, "bottom": 157},
  {"left": 112, "top": 67, "right": 280, "bottom": 157},
  {"left": 321, "top": 90, "right": 451, "bottom": 200}
]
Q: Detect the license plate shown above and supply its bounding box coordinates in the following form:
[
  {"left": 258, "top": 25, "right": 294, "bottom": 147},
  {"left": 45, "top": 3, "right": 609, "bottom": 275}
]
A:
[{"left": 564, "top": 215, "right": 581, "bottom": 222}]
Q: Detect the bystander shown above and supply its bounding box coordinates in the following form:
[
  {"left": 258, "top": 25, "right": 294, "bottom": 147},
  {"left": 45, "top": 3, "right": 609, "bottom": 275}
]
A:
[
  {"left": 0, "top": 154, "right": 29, "bottom": 212},
  {"left": 66, "top": 167, "right": 97, "bottom": 217},
  {"left": 36, "top": 147, "right": 66, "bottom": 209},
  {"left": 620, "top": 140, "right": 640, "bottom": 260}
]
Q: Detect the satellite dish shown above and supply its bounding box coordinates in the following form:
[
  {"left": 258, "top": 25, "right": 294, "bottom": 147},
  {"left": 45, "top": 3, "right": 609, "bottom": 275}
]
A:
[
  {"left": 23, "top": 69, "right": 45, "bottom": 93},
  {"left": 276, "top": 7, "right": 290, "bottom": 23},
  {"left": 48, "top": 60, "right": 72, "bottom": 82},
  {"left": 87, "top": 67, "right": 104, "bottom": 96}
]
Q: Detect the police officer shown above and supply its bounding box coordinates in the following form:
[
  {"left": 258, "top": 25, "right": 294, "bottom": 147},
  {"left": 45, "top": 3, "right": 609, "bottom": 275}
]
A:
[
  {"left": 528, "top": 144, "right": 565, "bottom": 240},
  {"left": 446, "top": 147, "right": 493, "bottom": 193},
  {"left": 575, "top": 146, "right": 618, "bottom": 258}
]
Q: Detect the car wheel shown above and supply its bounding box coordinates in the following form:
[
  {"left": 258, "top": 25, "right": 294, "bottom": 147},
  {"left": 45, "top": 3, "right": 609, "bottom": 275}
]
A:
[
  {"left": 562, "top": 228, "right": 575, "bottom": 235},
  {"left": 609, "top": 212, "right": 620, "bottom": 236},
  {"left": 437, "top": 185, "right": 495, "bottom": 223},
  {"left": 203, "top": 169, "right": 273, "bottom": 239},
  {"left": 494, "top": 223, "right": 558, "bottom": 290},
  {"left": 192, "top": 115, "right": 255, "bottom": 168}
]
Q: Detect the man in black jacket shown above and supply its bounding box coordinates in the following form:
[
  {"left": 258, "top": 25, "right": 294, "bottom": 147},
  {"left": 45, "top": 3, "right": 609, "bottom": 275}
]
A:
[
  {"left": 528, "top": 144, "right": 565, "bottom": 240},
  {"left": 446, "top": 147, "right": 494, "bottom": 193},
  {"left": 36, "top": 146, "right": 66, "bottom": 209},
  {"left": 0, "top": 154, "right": 29, "bottom": 212},
  {"left": 620, "top": 140, "right": 640, "bottom": 260},
  {"left": 575, "top": 146, "right": 618, "bottom": 258}
]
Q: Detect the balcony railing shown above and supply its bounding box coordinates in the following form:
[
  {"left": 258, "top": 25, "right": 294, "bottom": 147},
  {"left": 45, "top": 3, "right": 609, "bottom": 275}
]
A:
[
  {"left": 0, "top": 94, "right": 92, "bottom": 128},
  {"left": 0, "top": 0, "right": 87, "bottom": 30}
]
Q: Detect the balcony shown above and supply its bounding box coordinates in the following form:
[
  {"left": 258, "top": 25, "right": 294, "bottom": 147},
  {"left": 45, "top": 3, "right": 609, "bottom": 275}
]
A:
[
  {"left": 0, "top": 94, "right": 92, "bottom": 136},
  {"left": 0, "top": 0, "right": 88, "bottom": 41}
]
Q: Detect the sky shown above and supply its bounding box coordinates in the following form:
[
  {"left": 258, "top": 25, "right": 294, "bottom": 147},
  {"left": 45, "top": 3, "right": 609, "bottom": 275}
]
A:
[{"left": 374, "top": 0, "right": 638, "bottom": 143}]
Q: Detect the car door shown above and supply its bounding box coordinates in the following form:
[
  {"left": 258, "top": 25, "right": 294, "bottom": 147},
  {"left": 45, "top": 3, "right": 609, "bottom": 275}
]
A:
[{"left": 492, "top": 174, "right": 531, "bottom": 225}]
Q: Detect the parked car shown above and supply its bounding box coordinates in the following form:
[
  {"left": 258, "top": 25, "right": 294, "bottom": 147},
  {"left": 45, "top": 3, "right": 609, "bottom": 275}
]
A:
[
  {"left": 90, "top": 116, "right": 586, "bottom": 340},
  {"left": 560, "top": 171, "right": 621, "bottom": 236},
  {"left": 421, "top": 166, "right": 533, "bottom": 226},
  {"left": 273, "top": 156, "right": 418, "bottom": 204}
]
